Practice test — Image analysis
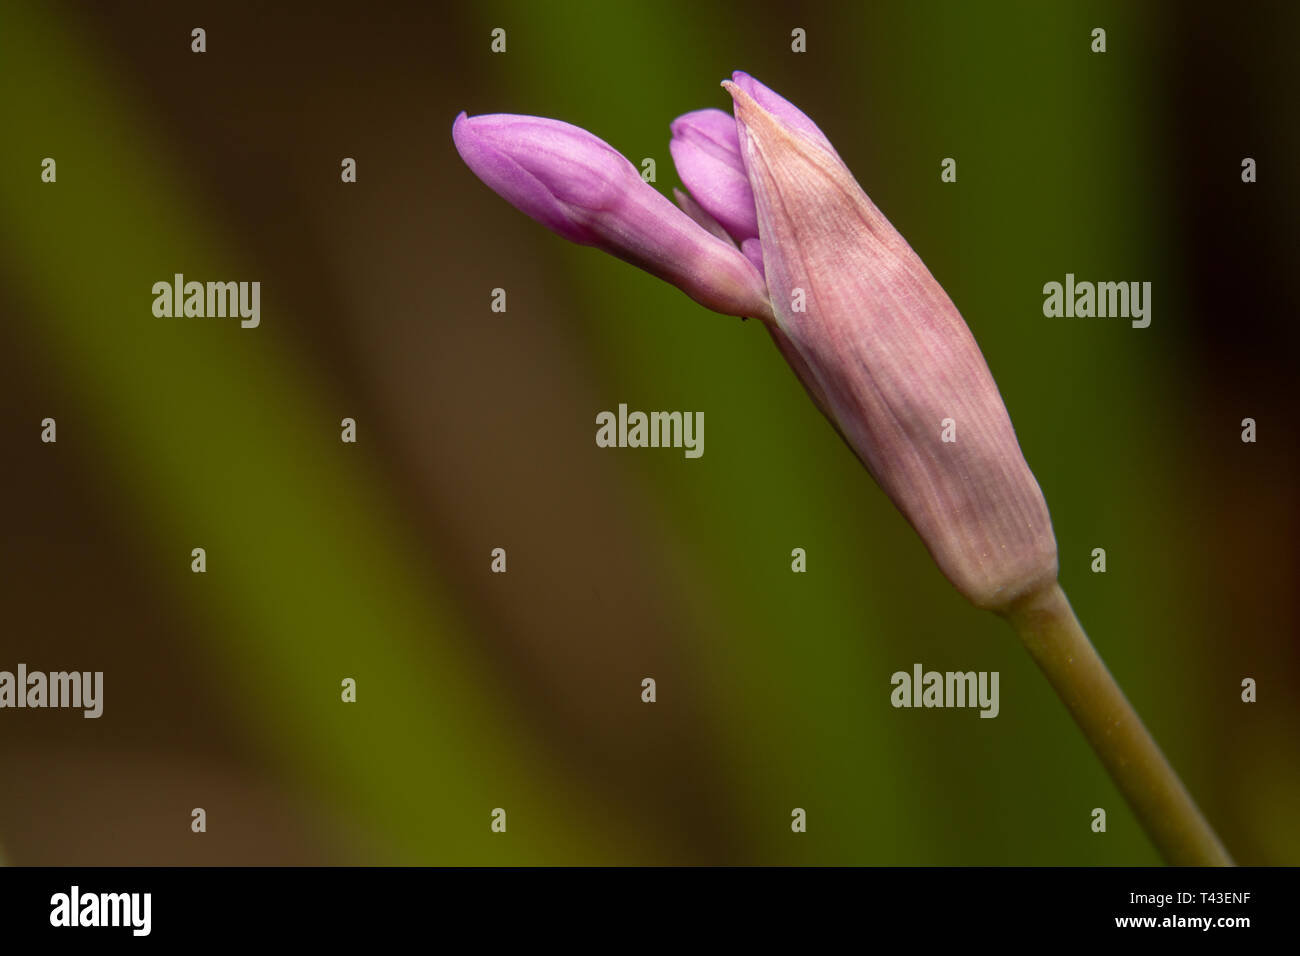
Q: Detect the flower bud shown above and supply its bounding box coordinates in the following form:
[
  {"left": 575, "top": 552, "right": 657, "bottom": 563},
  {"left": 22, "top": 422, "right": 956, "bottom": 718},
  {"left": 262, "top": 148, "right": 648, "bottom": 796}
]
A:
[
  {"left": 453, "top": 111, "right": 771, "bottom": 320},
  {"left": 725, "top": 77, "right": 1057, "bottom": 609},
  {"left": 668, "top": 108, "right": 758, "bottom": 244}
]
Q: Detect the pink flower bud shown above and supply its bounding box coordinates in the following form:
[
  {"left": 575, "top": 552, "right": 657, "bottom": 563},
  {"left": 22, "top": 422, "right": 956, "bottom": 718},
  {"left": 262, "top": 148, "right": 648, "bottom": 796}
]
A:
[
  {"left": 453, "top": 111, "right": 771, "bottom": 320},
  {"left": 725, "top": 76, "right": 1057, "bottom": 609},
  {"left": 669, "top": 108, "right": 759, "bottom": 244}
]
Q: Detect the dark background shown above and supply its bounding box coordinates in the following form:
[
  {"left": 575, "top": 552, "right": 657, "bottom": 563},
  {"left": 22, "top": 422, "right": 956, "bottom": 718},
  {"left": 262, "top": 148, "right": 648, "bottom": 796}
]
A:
[{"left": 0, "top": 0, "right": 1295, "bottom": 864}]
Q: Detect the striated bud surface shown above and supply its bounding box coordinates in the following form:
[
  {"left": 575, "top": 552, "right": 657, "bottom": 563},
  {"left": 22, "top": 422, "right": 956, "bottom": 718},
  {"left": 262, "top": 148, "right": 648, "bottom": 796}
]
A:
[{"left": 725, "top": 76, "right": 1057, "bottom": 608}]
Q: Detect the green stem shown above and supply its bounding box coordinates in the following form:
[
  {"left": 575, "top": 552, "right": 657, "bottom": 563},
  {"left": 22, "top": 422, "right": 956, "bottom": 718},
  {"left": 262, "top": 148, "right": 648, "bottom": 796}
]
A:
[{"left": 1001, "top": 582, "right": 1232, "bottom": 866}]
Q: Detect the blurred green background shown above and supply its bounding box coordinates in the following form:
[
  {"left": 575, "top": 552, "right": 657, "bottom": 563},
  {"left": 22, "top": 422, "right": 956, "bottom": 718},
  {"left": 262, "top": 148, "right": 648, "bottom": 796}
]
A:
[{"left": 0, "top": 0, "right": 1295, "bottom": 865}]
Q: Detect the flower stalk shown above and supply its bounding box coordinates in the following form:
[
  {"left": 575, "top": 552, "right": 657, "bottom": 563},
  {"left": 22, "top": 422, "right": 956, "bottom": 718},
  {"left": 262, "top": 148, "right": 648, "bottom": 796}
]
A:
[{"left": 1003, "top": 583, "right": 1232, "bottom": 866}]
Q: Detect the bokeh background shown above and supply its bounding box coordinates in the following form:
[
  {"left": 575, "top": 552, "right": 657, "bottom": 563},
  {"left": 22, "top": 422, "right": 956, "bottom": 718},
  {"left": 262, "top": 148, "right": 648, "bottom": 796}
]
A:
[{"left": 1, "top": 0, "right": 1296, "bottom": 865}]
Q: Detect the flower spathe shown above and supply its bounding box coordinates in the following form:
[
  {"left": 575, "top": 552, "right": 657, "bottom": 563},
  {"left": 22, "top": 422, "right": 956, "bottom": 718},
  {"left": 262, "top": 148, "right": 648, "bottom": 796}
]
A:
[{"left": 725, "top": 76, "right": 1057, "bottom": 608}]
